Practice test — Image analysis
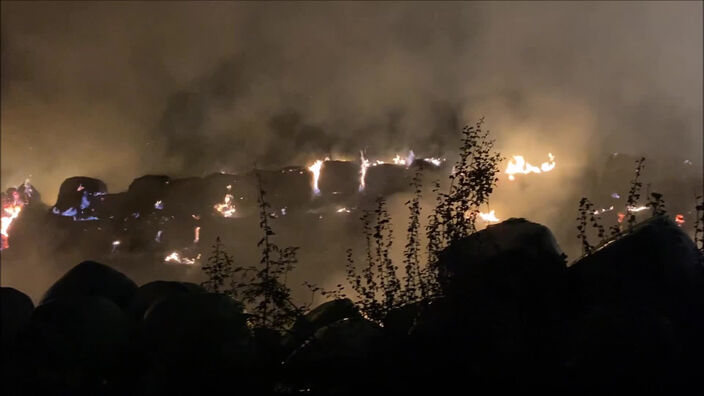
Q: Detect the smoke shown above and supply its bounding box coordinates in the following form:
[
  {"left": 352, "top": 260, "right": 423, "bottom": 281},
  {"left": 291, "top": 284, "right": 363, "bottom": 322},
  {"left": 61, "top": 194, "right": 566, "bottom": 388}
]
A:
[
  {"left": 1, "top": 2, "right": 702, "bottom": 300},
  {"left": 3, "top": 1, "right": 700, "bottom": 198}
]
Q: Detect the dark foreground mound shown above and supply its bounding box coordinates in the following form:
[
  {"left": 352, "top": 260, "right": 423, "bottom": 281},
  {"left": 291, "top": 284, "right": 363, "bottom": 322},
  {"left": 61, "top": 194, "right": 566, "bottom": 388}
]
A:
[
  {"left": 2, "top": 216, "right": 703, "bottom": 395},
  {"left": 41, "top": 260, "right": 138, "bottom": 310}
]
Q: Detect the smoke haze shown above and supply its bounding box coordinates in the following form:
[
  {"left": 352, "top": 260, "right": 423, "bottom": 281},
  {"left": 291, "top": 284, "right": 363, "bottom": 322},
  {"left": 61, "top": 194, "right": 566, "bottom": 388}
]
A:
[
  {"left": 1, "top": 2, "right": 702, "bottom": 302},
  {"left": 2, "top": 1, "right": 701, "bottom": 198}
]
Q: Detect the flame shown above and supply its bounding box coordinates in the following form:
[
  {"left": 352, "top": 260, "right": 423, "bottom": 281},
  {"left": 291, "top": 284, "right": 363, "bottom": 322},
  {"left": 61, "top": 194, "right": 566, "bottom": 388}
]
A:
[
  {"left": 479, "top": 210, "right": 500, "bottom": 223},
  {"left": 1, "top": 204, "right": 23, "bottom": 250},
  {"left": 214, "top": 190, "right": 236, "bottom": 217},
  {"left": 424, "top": 157, "right": 444, "bottom": 166},
  {"left": 505, "top": 153, "right": 556, "bottom": 181},
  {"left": 593, "top": 206, "right": 614, "bottom": 216},
  {"left": 1, "top": 188, "right": 27, "bottom": 250},
  {"left": 164, "top": 251, "right": 200, "bottom": 265},
  {"left": 675, "top": 214, "right": 685, "bottom": 227},
  {"left": 359, "top": 152, "right": 370, "bottom": 192},
  {"left": 308, "top": 159, "right": 327, "bottom": 196}
]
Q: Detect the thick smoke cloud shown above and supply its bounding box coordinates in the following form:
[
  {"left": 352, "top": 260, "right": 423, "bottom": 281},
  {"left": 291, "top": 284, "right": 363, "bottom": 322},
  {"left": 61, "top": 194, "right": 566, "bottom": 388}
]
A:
[{"left": 3, "top": 2, "right": 700, "bottom": 199}]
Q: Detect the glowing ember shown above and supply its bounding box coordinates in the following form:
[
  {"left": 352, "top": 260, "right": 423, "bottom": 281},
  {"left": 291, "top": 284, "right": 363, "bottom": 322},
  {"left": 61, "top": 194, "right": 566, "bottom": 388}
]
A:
[
  {"left": 505, "top": 153, "right": 556, "bottom": 181},
  {"left": 675, "top": 214, "right": 685, "bottom": 226},
  {"left": 617, "top": 212, "right": 626, "bottom": 223},
  {"left": 479, "top": 210, "right": 500, "bottom": 223},
  {"left": 214, "top": 192, "right": 236, "bottom": 217},
  {"left": 308, "top": 159, "right": 327, "bottom": 196},
  {"left": 194, "top": 226, "right": 201, "bottom": 243}
]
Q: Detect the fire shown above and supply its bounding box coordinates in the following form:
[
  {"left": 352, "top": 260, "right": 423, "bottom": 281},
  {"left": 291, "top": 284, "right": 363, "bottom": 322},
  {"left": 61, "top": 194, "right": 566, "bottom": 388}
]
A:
[
  {"left": 675, "top": 214, "right": 685, "bottom": 227},
  {"left": 424, "top": 157, "right": 445, "bottom": 166},
  {"left": 391, "top": 151, "right": 415, "bottom": 167},
  {"left": 164, "top": 251, "right": 200, "bottom": 265},
  {"left": 479, "top": 210, "right": 500, "bottom": 223},
  {"left": 593, "top": 206, "right": 614, "bottom": 216},
  {"left": 617, "top": 213, "right": 626, "bottom": 223},
  {"left": 359, "top": 152, "right": 370, "bottom": 192},
  {"left": 1, "top": 187, "right": 28, "bottom": 250},
  {"left": 1, "top": 204, "right": 23, "bottom": 249},
  {"left": 627, "top": 205, "right": 648, "bottom": 213},
  {"left": 214, "top": 186, "right": 236, "bottom": 217},
  {"left": 308, "top": 158, "right": 327, "bottom": 196},
  {"left": 505, "top": 153, "right": 556, "bottom": 181}
]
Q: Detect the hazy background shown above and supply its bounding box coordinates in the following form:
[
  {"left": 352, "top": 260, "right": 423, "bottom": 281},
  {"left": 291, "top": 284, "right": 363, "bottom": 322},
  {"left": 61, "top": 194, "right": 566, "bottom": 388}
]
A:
[{"left": 1, "top": 1, "right": 702, "bottom": 301}]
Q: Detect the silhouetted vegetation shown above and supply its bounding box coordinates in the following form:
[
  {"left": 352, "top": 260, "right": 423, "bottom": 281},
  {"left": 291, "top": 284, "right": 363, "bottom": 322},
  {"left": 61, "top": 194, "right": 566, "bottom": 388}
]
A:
[
  {"left": 201, "top": 173, "right": 305, "bottom": 330},
  {"left": 343, "top": 119, "right": 503, "bottom": 320},
  {"left": 626, "top": 156, "right": 646, "bottom": 229}
]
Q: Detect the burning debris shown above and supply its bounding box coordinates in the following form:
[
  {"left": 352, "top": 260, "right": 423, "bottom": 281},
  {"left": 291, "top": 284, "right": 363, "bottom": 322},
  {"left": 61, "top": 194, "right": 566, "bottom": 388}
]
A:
[{"left": 505, "top": 153, "right": 556, "bottom": 181}]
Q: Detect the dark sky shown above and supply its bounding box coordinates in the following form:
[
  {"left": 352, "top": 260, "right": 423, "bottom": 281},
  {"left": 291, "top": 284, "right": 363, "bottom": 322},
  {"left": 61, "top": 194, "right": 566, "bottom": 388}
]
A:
[{"left": 2, "top": 1, "right": 702, "bottom": 199}]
